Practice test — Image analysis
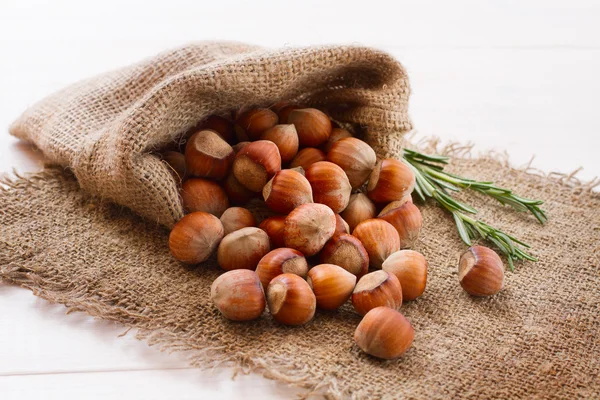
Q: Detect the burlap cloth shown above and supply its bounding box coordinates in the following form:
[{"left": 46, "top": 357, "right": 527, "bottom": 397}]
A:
[{"left": 1, "top": 43, "right": 599, "bottom": 399}]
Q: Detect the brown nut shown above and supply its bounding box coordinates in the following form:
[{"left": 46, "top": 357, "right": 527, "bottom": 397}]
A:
[
  {"left": 220, "top": 207, "right": 256, "bottom": 235},
  {"left": 382, "top": 250, "right": 428, "bottom": 301},
  {"left": 327, "top": 138, "right": 377, "bottom": 189},
  {"left": 211, "top": 270, "right": 265, "bottom": 321},
  {"left": 256, "top": 248, "right": 309, "bottom": 288},
  {"left": 277, "top": 104, "right": 302, "bottom": 124},
  {"left": 169, "top": 212, "right": 224, "bottom": 264},
  {"left": 321, "top": 127, "right": 352, "bottom": 153},
  {"left": 354, "top": 307, "right": 414, "bottom": 359},
  {"left": 262, "top": 169, "right": 313, "bottom": 214},
  {"left": 181, "top": 178, "right": 229, "bottom": 217},
  {"left": 200, "top": 115, "right": 235, "bottom": 144},
  {"left": 379, "top": 196, "right": 413, "bottom": 215},
  {"left": 378, "top": 202, "right": 423, "bottom": 249},
  {"left": 233, "top": 140, "right": 282, "bottom": 192},
  {"left": 287, "top": 108, "right": 332, "bottom": 147},
  {"left": 162, "top": 151, "right": 186, "bottom": 182},
  {"left": 341, "top": 193, "right": 377, "bottom": 232},
  {"left": 334, "top": 214, "right": 350, "bottom": 235},
  {"left": 459, "top": 246, "right": 504, "bottom": 296},
  {"left": 305, "top": 161, "right": 352, "bottom": 213},
  {"left": 283, "top": 203, "right": 337, "bottom": 256},
  {"left": 267, "top": 273, "right": 316, "bottom": 325},
  {"left": 217, "top": 227, "right": 271, "bottom": 271},
  {"left": 367, "top": 159, "right": 416, "bottom": 203},
  {"left": 260, "top": 124, "right": 299, "bottom": 163},
  {"left": 307, "top": 264, "right": 357, "bottom": 310},
  {"left": 222, "top": 171, "right": 256, "bottom": 205},
  {"left": 320, "top": 233, "right": 369, "bottom": 278},
  {"left": 351, "top": 270, "right": 403, "bottom": 316},
  {"left": 289, "top": 147, "right": 327, "bottom": 170},
  {"left": 234, "top": 108, "right": 278, "bottom": 141},
  {"left": 352, "top": 219, "right": 401, "bottom": 268},
  {"left": 259, "top": 216, "right": 287, "bottom": 248},
  {"left": 185, "top": 130, "right": 235, "bottom": 180}
]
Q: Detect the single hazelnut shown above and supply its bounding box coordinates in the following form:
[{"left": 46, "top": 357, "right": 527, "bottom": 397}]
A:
[
  {"left": 305, "top": 161, "right": 352, "bottom": 213},
  {"left": 185, "top": 130, "right": 235, "bottom": 180},
  {"left": 222, "top": 171, "right": 256, "bottom": 205},
  {"left": 200, "top": 115, "right": 235, "bottom": 144},
  {"left": 277, "top": 104, "right": 302, "bottom": 124},
  {"left": 307, "top": 264, "right": 357, "bottom": 310},
  {"left": 351, "top": 270, "right": 403, "bottom": 316},
  {"left": 283, "top": 203, "right": 337, "bottom": 256},
  {"left": 289, "top": 147, "right": 327, "bottom": 170},
  {"left": 217, "top": 227, "right": 271, "bottom": 271},
  {"left": 354, "top": 306, "right": 414, "bottom": 360},
  {"left": 352, "top": 219, "right": 401, "bottom": 268},
  {"left": 367, "top": 159, "right": 416, "bottom": 203},
  {"left": 320, "top": 233, "right": 369, "bottom": 278},
  {"left": 382, "top": 250, "right": 428, "bottom": 301},
  {"left": 210, "top": 270, "right": 265, "bottom": 321},
  {"left": 262, "top": 169, "right": 313, "bottom": 214},
  {"left": 341, "top": 193, "right": 377, "bottom": 232},
  {"left": 267, "top": 273, "right": 316, "bottom": 325},
  {"left": 327, "top": 138, "right": 377, "bottom": 189},
  {"left": 162, "top": 151, "right": 186, "bottom": 182},
  {"left": 233, "top": 140, "right": 282, "bottom": 192},
  {"left": 260, "top": 124, "right": 299, "bottom": 163},
  {"left": 232, "top": 141, "right": 250, "bottom": 153},
  {"left": 256, "top": 248, "right": 309, "bottom": 288},
  {"left": 287, "top": 108, "right": 332, "bottom": 147},
  {"left": 169, "top": 212, "right": 224, "bottom": 264},
  {"left": 458, "top": 246, "right": 504, "bottom": 296},
  {"left": 234, "top": 108, "right": 278, "bottom": 141},
  {"left": 378, "top": 202, "right": 423, "bottom": 249},
  {"left": 220, "top": 207, "right": 256, "bottom": 235},
  {"left": 258, "top": 216, "right": 287, "bottom": 248},
  {"left": 321, "top": 127, "right": 352, "bottom": 153},
  {"left": 334, "top": 213, "right": 350, "bottom": 235},
  {"left": 181, "top": 178, "right": 229, "bottom": 217}
]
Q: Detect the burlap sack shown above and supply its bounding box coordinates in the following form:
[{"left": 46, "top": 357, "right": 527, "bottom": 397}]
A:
[
  {"left": 9, "top": 42, "right": 411, "bottom": 227},
  {"left": 2, "top": 43, "right": 599, "bottom": 399}
]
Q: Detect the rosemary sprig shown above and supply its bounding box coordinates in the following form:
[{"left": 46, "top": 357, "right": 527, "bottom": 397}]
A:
[{"left": 402, "top": 148, "right": 547, "bottom": 270}]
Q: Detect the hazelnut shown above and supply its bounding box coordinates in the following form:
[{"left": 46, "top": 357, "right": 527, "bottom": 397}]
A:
[
  {"left": 307, "top": 264, "right": 357, "bottom": 310},
  {"left": 277, "top": 104, "right": 302, "bottom": 124},
  {"left": 260, "top": 124, "right": 299, "bottom": 163},
  {"left": 378, "top": 202, "right": 423, "bottom": 249},
  {"left": 168, "top": 212, "right": 224, "bottom": 264},
  {"left": 321, "top": 127, "right": 352, "bottom": 153},
  {"left": 210, "top": 270, "right": 265, "bottom": 321},
  {"left": 352, "top": 219, "right": 401, "bottom": 268},
  {"left": 367, "top": 159, "right": 416, "bottom": 203},
  {"left": 222, "top": 171, "right": 256, "bottom": 205},
  {"left": 267, "top": 273, "right": 316, "bottom": 325},
  {"left": 341, "top": 193, "right": 377, "bottom": 232},
  {"left": 258, "top": 216, "right": 287, "bottom": 248},
  {"left": 256, "top": 248, "right": 309, "bottom": 288},
  {"left": 287, "top": 108, "right": 332, "bottom": 147},
  {"left": 351, "top": 270, "right": 403, "bottom": 316},
  {"left": 232, "top": 141, "right": 250, "bottom": 154},
  {"left": 220, "top": 207, "right": 256, "bottom": 235},
  {"left": 162, "top": 151, "right": 186, "bottom": 182},
  {"left": 234, "top": 108, "right": 278, "bottom": 141},
  {"left": 200, "top": 115, "right": 235, "bottom": 144},
  {"left": 305, "top": 161, "right": 352, "bottom": 213},
  {"left": 458, "top": 246, "right": 504, "bottom": 296},
  {"left": 217, "top": 227, "right": 271, "bottom": 271},
  {"left": 327, "top": 138, "right": 377, "bottom": 189},
  {"left": 334, "top": 213, "right": 350, "bottom": 235},
  {"left": 185, "top": 130, "right": 235, "bottom": 180},
  {"left": 320, "top": 233, "right": 369, "bottom": 278},
  {"left": 289, "top": 147, "right": 327, "bottom": 170},
  {"left": 382, "top": 250, "right": 428, "bottom": 301},
  {"left": 181, "top": 178, "right": 229, "bottom": 217},
  {"left": 233, "top": 140, "right": 282, "bottom": 192},
  {"left": 354, "top": 307, "right": 414, "bottom": 360},
  {"left": 283, "top": 203, "right": 337, "bottom": 256},
  {"left": 379, "top": 196, "right": 413, "bottom": 215},
  {"left": 262, "top": 169, "right": 313, "bottom": 214}
]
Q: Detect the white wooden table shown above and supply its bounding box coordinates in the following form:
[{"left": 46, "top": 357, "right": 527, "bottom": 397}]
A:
[{"left": 1, "top": 1, "right": 598, "bottom": 398}]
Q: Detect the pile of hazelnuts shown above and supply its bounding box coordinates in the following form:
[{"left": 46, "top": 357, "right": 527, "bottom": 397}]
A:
[{"left": 165, "top": 104, "right": 506, "bottom": 360}]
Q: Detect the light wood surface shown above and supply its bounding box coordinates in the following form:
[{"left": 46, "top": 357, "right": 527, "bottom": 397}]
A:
[{"left": 1, "top": 1, "right": 598, "bottom": 398}]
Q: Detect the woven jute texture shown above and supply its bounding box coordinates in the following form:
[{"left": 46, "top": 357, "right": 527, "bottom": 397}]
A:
[{"left": 9, "top": 42, "right": 410, "bottom": 227}]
